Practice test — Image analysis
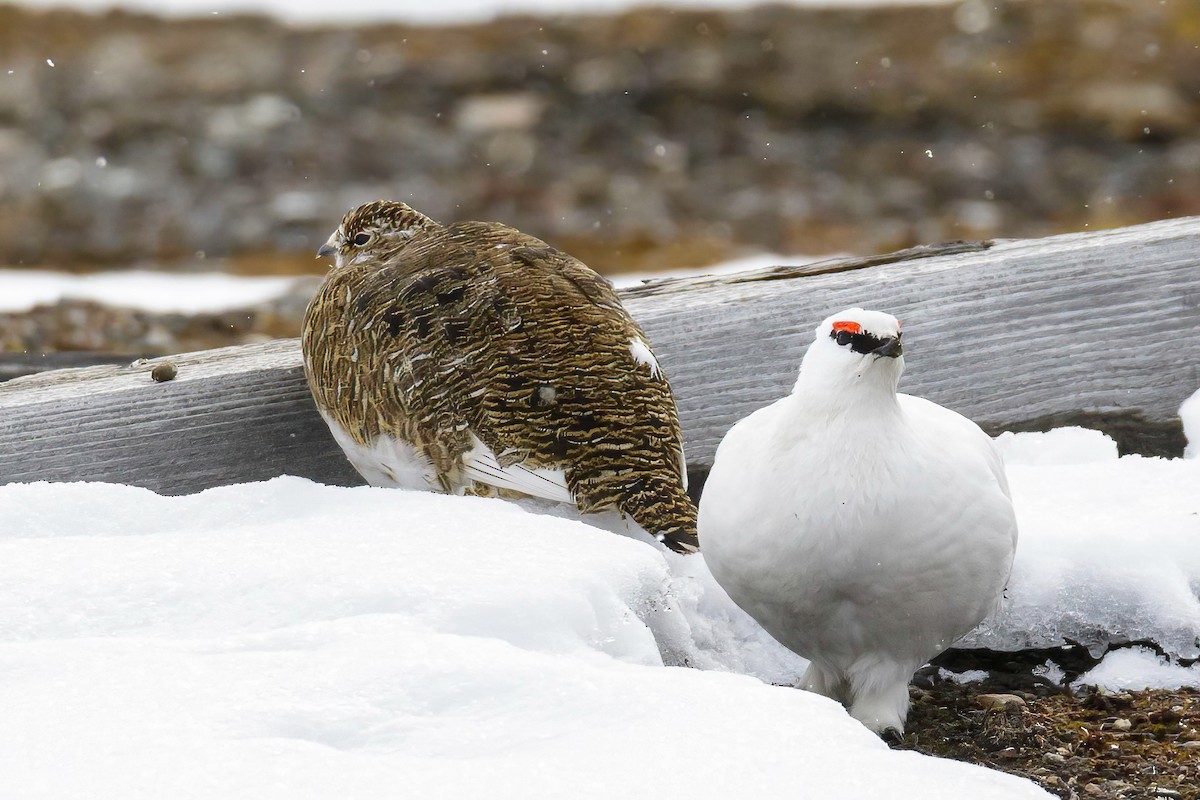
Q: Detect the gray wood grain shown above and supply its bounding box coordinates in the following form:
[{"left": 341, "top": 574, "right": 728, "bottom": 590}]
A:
[
  {"left": 0, "top": 342, "right": 364, "bottom": 492},
  {"left": 624, "top": 219, "right": 1200, "bottom": 466},
  {"left": 2, "top": 217, "right": 1198, "bottom": 495},
  {"left": 0, "top": 353, "right": 145, "bottom": 383}
]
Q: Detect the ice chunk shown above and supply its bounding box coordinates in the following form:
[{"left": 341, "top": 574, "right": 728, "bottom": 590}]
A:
[
  {"left": 1076, "top": 646, "right": 1200, "bottom": 691},
  {"left": 938, "top": 668, "right": 989, "bottom": 685},
  {"left": 1032, "top": 660, "right": 1066, "bottom": 686}
]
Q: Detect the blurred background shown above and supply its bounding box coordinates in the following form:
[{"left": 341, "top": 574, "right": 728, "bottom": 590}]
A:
[{"left": 1, "top": 0, "right": 1198, "bottom": 364}]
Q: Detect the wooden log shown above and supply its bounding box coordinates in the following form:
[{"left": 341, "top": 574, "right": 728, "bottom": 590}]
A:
[{"left": 2, "top": 217, "right": 1198, "bottom": 495}]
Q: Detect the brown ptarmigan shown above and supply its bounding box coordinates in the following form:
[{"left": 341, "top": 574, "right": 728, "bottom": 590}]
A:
[
  {"left": 302, "top": 200, "right": 698, "bottom": 553},
  {"left": 699, "top": 308, "right": 1017, "bottom": 735}
]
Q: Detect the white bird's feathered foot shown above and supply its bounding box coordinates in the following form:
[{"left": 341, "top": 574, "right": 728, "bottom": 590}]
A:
[
  {"left": 801, "top": 659, "right": 916, "bottom": 734},
  {"left": 699, "top": 308, "right": 1017, "bottom": 736}
]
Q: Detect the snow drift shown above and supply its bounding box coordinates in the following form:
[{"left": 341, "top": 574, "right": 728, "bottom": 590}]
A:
[{"left": 0, "top": 478, "right": 1045, "bottom": 799}]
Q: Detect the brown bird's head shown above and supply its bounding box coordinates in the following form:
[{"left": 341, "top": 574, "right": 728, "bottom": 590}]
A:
[{"left": 317, "top": 200, "right": 441, "bottom": 268}]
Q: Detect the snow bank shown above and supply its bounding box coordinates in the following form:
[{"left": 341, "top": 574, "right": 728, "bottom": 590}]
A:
[
  {"left": 0, "top": 478, "right": 1046, "bottom": 800},
  {"left": 0, "top": 269, "right": 300, "bottom": 314},
  {"left": 963, "top": 428, "right": 1200, "bottom": 660}
]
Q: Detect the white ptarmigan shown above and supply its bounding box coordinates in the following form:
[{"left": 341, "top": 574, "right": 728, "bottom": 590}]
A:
[{"left": 698, "top": 308, "right": 1017, "bottom": 735}]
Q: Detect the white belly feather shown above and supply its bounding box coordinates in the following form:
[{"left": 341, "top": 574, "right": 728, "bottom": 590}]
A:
[
  {"left": 317, "top": 409, "right": 439, "bottom": 491},
  {"left": 318, "top": 411, "right": 574, "bottom": 505}
]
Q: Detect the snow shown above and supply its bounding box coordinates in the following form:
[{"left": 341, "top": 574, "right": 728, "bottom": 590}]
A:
[
  {"left": 0, "top": 478, "right": 1048, "bottom": 800},
  {"left": 963, "top": 428, "right": 1200, "bottom": 660},
  {"left": 992, "top": 425, "right": 1118, "bottom": 466},
  {"left": 1182, "top": 386, "right": 1200, "bottom": 459},
  {"left": 0, "top": 424, "right": 1196, "bottom": 796},
  {"left": 0, "top": 269, "right": 301, "bottom": 314},
  {"left": 12, "top": 0, "right": 955, "bottom": 26},
  {"left": 0, "top": 253, "right": 820, "bottom": 313},
  {"left": 1076, "top": 646, "right": 1200, "bottom": 692}
]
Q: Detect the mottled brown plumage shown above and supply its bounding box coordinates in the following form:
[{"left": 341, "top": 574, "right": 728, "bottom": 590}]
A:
[{"left": 302, "top": 200, "right": 698, "bottom": 553}]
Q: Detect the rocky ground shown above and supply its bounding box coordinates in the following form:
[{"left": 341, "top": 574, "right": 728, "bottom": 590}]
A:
[
  {"left": 1, "top": 0, "right": 1199, "bottom": 277},
  {"left": 901, "top": 675, "right": 1200, "bottom": 800},
  {"left": 3, "top": 0, "right": 1200, "bottom": 351},
  {"left": 0, "top": 278, "right": 320, "bottom": 356}
]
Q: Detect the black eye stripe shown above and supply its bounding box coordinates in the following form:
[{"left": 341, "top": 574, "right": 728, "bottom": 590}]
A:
[{"left": 830, "top": 329, "right": 897, "bottom": 354}]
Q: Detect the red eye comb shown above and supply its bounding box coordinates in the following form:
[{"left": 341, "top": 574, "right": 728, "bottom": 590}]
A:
[{"left": 832, "top": 321, "right": 861, "bottom": 334}]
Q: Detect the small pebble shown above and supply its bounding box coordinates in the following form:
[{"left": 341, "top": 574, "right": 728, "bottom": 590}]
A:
[
  {"left": 151, "top": 362, "right": 178, "bottom": 382},
  {"left": 1043, "top": 752, "right": 1066, "bottom": 765},
  {"left": 976, "top": 693, "right": 1027, "bottom": 711},
  {"left": 1178, "top": 740, "right": 1200, "bottom": 749},
  {"left": 1083, "top": 783, "right": 1103, "bottom": 796},
  {"left": 1111, "top": 717, "right": 1132, "bottom": 731}
]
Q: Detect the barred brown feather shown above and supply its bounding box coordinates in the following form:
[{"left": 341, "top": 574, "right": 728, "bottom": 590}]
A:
[{"left": 302, "top": 201, "right": 698, "bottom": 553}]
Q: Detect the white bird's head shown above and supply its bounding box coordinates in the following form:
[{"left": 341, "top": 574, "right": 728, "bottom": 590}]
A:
[{"left": 796, "top": 308, "right": 905, "bottom": 396}]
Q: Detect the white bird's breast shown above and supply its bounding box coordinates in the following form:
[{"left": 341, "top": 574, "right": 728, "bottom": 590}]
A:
[{"left": 699, "top": 395, "right": 1017, "bottom": 667}]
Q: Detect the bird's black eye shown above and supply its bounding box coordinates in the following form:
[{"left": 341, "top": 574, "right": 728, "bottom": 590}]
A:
[
  {"left": 835, "top": 330, "right": 854, "bottom": 346},
  {"left": 352, "top": 232, "right": 371, "bottom": 246}
]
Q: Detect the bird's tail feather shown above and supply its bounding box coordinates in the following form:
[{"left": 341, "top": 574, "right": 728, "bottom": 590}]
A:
[{"left": 621, "top": 479, "right": 700, "bottom": 554}]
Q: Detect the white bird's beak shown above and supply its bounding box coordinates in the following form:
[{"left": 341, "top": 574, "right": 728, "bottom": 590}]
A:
[{"left": 870, "top": 337, "right": 903, "bottom": 359}]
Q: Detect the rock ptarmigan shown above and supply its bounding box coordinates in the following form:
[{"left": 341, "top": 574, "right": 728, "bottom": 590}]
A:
[
  {"left": 302, "top": 200, "right": 698, "bottom": 553},
  {"left": 698, "top": 308, "right": 1017, "bottom": 733}
]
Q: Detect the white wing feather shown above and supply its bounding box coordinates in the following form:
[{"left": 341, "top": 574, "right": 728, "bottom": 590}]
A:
[{"left": 460, "top": 434, "right": 575, "bottom": 504}]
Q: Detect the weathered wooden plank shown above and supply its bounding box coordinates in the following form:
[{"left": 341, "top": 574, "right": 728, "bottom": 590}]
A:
[
  {"left": 1, "top": 217, "right": 1197, "bottom": 495},
  {"left": 0, "top": 341, "right": 364, "bottom": 492},
  {"left": 0, "top": 352, "right": 143, "bottom": 383},
  {"left": 622, "top": 219, "right": 1200, "bottom": 464}
]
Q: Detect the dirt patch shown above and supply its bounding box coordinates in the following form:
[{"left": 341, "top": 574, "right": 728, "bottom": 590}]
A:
[{"left": 896, "top": 678, "right": 1200, "bottom": 800}]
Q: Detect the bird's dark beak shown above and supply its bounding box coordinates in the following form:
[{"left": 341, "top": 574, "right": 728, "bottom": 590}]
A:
[
  {"left": 316, "top": 242, "right": 336, "bottom": 259},
  {"left": 871, "top": 336, "right": 903, "bottom": 358}
]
